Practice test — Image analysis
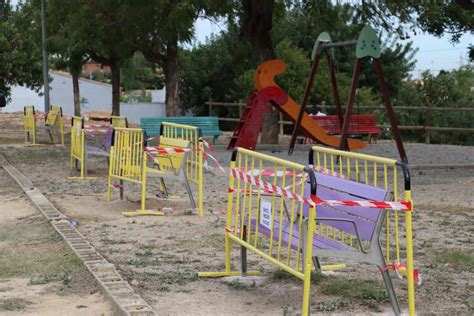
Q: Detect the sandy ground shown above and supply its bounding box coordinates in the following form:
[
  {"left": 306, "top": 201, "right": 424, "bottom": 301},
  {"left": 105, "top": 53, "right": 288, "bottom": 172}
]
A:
[
  {"left": 0, "top": 168, "right": 113, "bottom": 315},
  {"left": 0, "top": 112, "right": 473, "bottom": 315}
]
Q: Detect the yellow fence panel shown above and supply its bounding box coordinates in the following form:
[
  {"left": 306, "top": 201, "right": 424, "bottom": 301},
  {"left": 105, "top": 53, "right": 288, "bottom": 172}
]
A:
[
  {"left": 107, "top": 127, "right": 196, "bottom": 215},
  {"left": 68, "top": 116, "right": 88, "bottom": 179},
  {"left": 23, "top": 105, "right": 65, "bottom": 145},
  {"left": 199, "top": 147, "right": 317, "bottom": 315},
  {"left": 45, "top": 105, "right": 65, "bottom": 145},
  {"left": 161, "top": 122, "right": 204, "bottom": 216},
  {"left": 23, "top": 106, "right": 36, "bottom": 144},
  {"left": 309, "top": 145, "right": 415, "bottom": 316},
  {"left": 110, "top": 116, "right": 128, "bottom": 128}
]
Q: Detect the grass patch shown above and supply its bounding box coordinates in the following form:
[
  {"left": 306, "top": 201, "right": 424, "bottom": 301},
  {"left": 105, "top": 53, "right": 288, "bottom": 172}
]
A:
[
  {"left": 226, "top": 280, "right": 256, "bottom": 290},
  {"left": 131, "top": 271, "right": 197, "bottom": 287},
  {"left": 0, "top": 298, "right": 32, "bottom": 311},
  {"left": 0, "top": 214, "right": 83, "bottom": 283},
  {"left": 0, "top": 217, "right": 60, "bottom": 245},
  {"left": 100, "top": 238, "right": 127, "bottom": 245},
  {"left": 0, "top": 248, "right": 82, "bottom": 279},
  {"left": 272, "top": 269, "right": 295, "bottom": 281},
  {"left": 321, "top": 278, "right": 388, "bottom": 302},
  {"left": 316, "top": 297, "right": 352, "bottom": 312},
  {"left": 434, "top": 249, "right": 474, "bottom": 271},
  {"left": 126, "top": 257, "right": 154, "bottom": 268},
  {"left": 272, "top": 269, "right": 327, "bottom": 284}
]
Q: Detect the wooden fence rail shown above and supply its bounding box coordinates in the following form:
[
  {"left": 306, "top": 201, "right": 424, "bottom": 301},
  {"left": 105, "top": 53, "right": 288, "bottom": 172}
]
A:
[{"left": 206, "top": 101, "right": 474, "bottom": 144}]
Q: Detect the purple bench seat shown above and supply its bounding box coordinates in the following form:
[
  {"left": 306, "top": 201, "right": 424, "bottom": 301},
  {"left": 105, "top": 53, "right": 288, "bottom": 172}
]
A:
[
  {"left": 303, "top": 172, "right": 391, "bottom": 242},
  {"left": 86, "top": 128, "right": 114, "bottom": 158},
  {"left": 247, "top": 171, "right": 390, "bottom": 254},
  {"left": 250, "top": 219, "right": 350, "bottom": 251}
]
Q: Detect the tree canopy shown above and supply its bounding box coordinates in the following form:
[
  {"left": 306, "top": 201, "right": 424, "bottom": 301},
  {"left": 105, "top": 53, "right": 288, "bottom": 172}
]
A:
[{"left": 0, "top": 1, "right": 43, "bottom": 101}]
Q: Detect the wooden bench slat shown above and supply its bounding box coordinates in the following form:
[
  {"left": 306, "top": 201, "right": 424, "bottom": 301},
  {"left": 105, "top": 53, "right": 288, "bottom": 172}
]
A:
[
  {"left": 141, "top": 116, "right": 223, "bottom": 139},
  {"left": 312, "top": 115, "right": 381, "bottom": 135}
]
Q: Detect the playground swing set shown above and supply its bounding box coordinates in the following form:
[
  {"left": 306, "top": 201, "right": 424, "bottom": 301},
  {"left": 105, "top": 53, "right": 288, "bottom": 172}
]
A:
[
  {"left": 228, "top": 26, "right": 407, "bottom": 163},
  {"left": 23, "top": 105, "right": 65, "bottom": 146}
]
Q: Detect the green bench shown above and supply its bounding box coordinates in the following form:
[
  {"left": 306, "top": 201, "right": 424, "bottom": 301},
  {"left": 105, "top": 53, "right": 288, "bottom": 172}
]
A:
[{"left": 140, "top": 116, "right": 223, "bottom": 144}]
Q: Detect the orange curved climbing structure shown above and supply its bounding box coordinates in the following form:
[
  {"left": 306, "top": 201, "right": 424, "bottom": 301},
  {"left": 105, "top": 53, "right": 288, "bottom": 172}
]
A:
[{"left": 254, "top": 59, "right": 366, "bottom": 150}]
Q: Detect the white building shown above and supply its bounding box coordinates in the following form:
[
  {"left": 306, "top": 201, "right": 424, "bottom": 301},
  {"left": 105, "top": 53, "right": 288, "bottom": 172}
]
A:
[{"left": 3, "top": 71, "right": 166, "bottom": 123}]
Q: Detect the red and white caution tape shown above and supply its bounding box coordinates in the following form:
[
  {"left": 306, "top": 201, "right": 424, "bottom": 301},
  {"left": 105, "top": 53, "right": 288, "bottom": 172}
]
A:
[
  {"left": 199, "top": 137, "right": 216, "bottom": 152},
  {"left": 202, "top": 151, "right": 225, "bottom": 173},
  {"left": 231, "top": 168, "right": 314, "bottom": 206},
  {"left": 310, "top": 195, "right": 411, "bottom": 211},
  {"left": 311, "top": 165, "right": 346, "bottom": 178},
  {"left": 109, "top": 183, "right": 123, "bottom": 189},
  {"left": 244, "top": 166, "right": 344, "bottom": 179},
  {"left": 145, "top": 146, "right": 191, "bottom": 155},
  {"left": 247, "top": 169, "right": 303, "bottom": 177},
  {"left": 230, "top": 168, "right": 411, "bottom": 211},
  {"left": 85, "top": 123, "right": 110, "bottom": 129},
  {"left": 34, "top": 113, "right": 48, "bottom": 120},
  {"left": 381, "top": 263, "right": 422, "bottom": 286},
  {"left": 84, "top": 128, "right": 109, "bottom": 133}
]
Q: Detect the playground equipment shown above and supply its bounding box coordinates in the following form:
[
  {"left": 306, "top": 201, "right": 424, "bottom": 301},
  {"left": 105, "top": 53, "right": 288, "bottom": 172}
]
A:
[
  {"left": 228, "top": 60, "right": 366, "bottom": 151},
  {"left": 69, "top": 115, "right": 128, "bottom": 180},
  {"left": 289, "top": 26, "right": 407, "bottom": 162},
  {"left": 200, "top": 147, "right": 416, "bottom": 315},
  {"left": 24, "top": 105, "right": 65, "bottom": 145},
  {"left": 106, "top": 127, "right": 195, "bottom": 216}
]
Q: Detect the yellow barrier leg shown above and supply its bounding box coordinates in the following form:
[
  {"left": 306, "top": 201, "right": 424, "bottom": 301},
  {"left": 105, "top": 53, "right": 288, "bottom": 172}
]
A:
[
  {"left": 302, "top": 212, "right": 316, "bottom": 316},
  {"left": 60, "top": 122, "right": 65, "bottom": 145},
  {"left": 141, "top": 153, "right": 147, "bottom": 212},
  {"left": 198, "top": 144, "right": 204, "bottom": 216},
  {"left": 106, "top": 149, "right": 114, "bottom": 203},
  {"left": 405, "top": 192, "right": 415, "bottom": 316}
]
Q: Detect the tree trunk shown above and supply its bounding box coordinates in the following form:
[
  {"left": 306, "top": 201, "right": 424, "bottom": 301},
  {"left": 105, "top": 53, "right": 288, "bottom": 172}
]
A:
[
  {"left": 110, "top": 61, "right": 121, "bottom": 116},
  {"left": 164, "top": 39, "right": 181, "bottom": 117},
  {"left": 242, "top": 0, "right": 279, "bottom": 144},
  {"left": 71, "top": 70, "right": 81, "bottom": 116}
]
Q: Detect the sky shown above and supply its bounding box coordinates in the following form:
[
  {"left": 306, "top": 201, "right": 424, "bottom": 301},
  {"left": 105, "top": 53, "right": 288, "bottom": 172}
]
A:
[{"left": 193, "top": 18, "right": 473, "bottom": 79}]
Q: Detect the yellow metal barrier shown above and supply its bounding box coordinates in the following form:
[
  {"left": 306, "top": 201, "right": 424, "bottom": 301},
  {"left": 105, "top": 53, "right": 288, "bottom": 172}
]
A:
[
  {"left": 110, "top": 116, "right": 128, "bottom": 128},
  {"left": 199, "top": 147, "right": 317, "bottom": 315},
  {"left": 68, "top": 116, "right": 98, "bottom": 180},
  {"left": 23, "top": 105, "right": 65, "bottom": 145},
  {"left": 45, "top": 105, "right": 65, "bottom": 145},
  {"left": 24, "top": 106, "right": 36, "bottom": 144},
  {"left": 160, "top": 122, "right": 204, "bottom": 216},
  {"left": 309, "top": 145, "right": 415, "bottom": 316},
  {"left": 107, "top": 128, "right": 195, "bottom": 215}
]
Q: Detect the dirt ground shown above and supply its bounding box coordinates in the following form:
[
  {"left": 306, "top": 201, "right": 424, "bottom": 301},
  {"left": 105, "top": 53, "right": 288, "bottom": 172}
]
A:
[
  {"left": 0, "top": 112, "right": 473, "bottom": 315},
  {"left": 0, "top": 167, "right": 113, "bottom": 315}
]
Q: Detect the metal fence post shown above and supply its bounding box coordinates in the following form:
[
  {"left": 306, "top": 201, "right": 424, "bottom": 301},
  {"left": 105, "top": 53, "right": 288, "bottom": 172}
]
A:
[
  {"left": 425, "top": 107, "right": 431, "bottom": 144},
  {"left": 279, "top": 112, "right": 284, "bottom": 135}
]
